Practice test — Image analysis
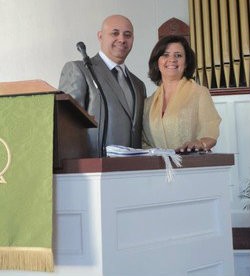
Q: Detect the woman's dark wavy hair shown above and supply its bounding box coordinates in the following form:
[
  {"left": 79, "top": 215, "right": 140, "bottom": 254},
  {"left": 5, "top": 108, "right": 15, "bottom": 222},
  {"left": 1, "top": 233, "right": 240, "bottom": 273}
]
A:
[{"left": 148, "top": 35, "right": 196, "bottom": 85}]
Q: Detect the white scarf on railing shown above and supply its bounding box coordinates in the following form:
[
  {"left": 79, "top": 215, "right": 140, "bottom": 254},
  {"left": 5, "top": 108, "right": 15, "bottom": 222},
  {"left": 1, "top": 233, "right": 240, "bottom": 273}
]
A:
[{"left": 106, "top": 145, "right": 182, "bottom": 182}]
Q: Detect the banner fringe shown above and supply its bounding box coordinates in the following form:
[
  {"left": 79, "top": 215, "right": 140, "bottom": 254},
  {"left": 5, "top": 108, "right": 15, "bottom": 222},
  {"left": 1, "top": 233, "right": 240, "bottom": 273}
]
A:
[{"left": 0, "top": 247, "right": 54, "bottom": 272}]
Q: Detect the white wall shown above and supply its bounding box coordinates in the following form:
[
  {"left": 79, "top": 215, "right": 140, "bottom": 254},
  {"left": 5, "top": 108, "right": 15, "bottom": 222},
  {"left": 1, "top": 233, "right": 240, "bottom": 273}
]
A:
[{"left": 0, "top": 0, "right": 189, "bottom": 94}]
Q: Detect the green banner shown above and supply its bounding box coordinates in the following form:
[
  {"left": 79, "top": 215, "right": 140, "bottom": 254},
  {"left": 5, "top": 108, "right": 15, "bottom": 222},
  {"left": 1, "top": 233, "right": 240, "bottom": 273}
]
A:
[{"left": 0, "top": 94, "right": 54, "bottom": 271}]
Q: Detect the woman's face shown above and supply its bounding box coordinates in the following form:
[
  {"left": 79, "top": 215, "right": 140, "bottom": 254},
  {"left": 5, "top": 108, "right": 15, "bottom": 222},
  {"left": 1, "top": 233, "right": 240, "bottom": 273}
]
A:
[{"left": 158, "top": 42, "right": 186, "bottom": 81}]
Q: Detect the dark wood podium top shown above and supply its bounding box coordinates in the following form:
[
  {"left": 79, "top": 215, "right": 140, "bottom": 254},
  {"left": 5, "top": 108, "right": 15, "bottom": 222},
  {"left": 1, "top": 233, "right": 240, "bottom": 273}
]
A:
[{"left": 56, "top": 152, "right": 234, "bottom": 174}]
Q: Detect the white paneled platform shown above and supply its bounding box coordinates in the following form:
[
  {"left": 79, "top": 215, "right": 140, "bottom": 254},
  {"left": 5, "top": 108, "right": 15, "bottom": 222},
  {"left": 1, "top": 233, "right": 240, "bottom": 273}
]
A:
[
  {"left": 234, "top": 250, "right": 250, "bottom": 276},
  {"left": 213, "top": 94, "right": 250, "bottom": 217},
  {"left": 54, "top": 167, "right": 234, "bottom": 275},
  {"left": 212, "top": 93, "right": 250, "bottom": 276},
  {"left": 2, "top": 154, "right": 235, "bottom": 276}
]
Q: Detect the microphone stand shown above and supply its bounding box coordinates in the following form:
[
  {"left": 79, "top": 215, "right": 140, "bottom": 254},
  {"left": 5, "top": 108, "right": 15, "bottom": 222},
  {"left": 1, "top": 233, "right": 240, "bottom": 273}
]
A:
[{"left": 76, "top": 42, "right": 108, "bottom": 157}]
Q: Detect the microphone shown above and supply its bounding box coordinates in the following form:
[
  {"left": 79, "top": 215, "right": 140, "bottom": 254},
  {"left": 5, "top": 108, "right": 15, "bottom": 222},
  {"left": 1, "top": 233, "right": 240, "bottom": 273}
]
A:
[
  {"left": 76, "top": 41, "right": 91, "bottom": 67},
  {"left": 76, "top": 41, "right": 108, "bottom": 158},
  {"left": 76, "top": 41, "right": 86, "bottom": 52}
]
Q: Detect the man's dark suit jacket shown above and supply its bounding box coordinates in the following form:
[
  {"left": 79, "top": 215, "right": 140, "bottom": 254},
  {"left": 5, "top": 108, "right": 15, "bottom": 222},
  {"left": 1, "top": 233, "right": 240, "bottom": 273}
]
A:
[{"left": 59, "top": 54, "right": 146, "bottom": 157}]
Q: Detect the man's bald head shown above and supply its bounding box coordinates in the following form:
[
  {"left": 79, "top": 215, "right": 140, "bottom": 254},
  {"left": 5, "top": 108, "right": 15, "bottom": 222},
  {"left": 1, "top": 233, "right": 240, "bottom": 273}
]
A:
[{"left": 98, "top": 15, "right": 134, "bottom": 64}]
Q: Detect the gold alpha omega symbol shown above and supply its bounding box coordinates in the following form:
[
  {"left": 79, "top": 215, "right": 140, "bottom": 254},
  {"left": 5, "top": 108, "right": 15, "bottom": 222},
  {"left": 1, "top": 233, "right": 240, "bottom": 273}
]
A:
[{"left": 0, "top": 138, "right": 11, "bottom": 184}]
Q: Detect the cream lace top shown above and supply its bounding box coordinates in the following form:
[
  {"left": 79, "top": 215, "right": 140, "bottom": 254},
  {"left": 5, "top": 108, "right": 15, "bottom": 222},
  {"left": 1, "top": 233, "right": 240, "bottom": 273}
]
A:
[{"left": 142, "top": 78, "right": 221, "bottom": 149}]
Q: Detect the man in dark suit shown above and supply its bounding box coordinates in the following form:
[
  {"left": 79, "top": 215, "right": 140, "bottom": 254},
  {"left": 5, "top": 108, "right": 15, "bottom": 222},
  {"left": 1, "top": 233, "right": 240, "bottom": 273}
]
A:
[{"left": 59, "top": 14, "right": 146, "bottom": 157}]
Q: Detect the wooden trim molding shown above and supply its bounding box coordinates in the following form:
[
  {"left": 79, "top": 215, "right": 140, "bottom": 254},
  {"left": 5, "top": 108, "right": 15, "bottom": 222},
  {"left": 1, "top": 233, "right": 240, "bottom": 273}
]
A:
[
  {"left": 233, "top": 228, "right": 250, "bottom": 249},
  {"left": 210, "top": 87, "right": 250, "bottom": 96},
  {"left": 57, "top": 153, "right": 234, "bottom": 174}
]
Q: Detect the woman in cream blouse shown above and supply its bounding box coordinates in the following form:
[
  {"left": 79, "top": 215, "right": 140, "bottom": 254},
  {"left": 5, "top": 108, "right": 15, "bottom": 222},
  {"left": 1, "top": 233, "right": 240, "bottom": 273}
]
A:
[{"left": 143, "top": 35, "right": 221, "bottom": 153}]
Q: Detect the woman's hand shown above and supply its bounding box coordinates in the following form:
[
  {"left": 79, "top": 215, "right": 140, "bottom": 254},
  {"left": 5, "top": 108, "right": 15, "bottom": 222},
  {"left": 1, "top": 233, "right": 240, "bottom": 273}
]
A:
[{"left": 175, "top": 137, "right": 217, "bottom": 153}]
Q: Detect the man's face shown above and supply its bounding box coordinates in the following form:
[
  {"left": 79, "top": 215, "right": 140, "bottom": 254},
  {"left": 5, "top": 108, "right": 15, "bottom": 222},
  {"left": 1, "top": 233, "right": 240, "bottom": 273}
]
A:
[{"left": 98, "top": 16, "right": 134, "bottom": 64}]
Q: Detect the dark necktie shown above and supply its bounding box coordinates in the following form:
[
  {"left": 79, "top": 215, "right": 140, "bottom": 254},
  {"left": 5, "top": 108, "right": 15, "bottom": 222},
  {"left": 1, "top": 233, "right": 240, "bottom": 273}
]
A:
[{"left": 114, "top": 66, "right": 134, "bottom": 115}]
